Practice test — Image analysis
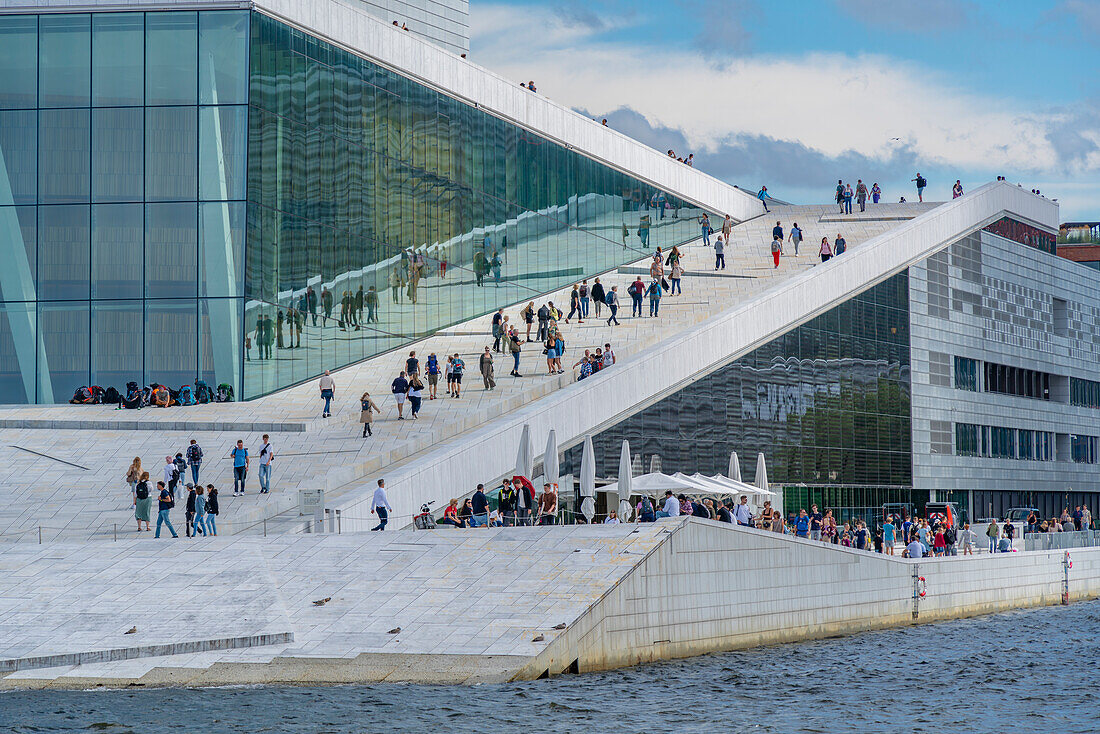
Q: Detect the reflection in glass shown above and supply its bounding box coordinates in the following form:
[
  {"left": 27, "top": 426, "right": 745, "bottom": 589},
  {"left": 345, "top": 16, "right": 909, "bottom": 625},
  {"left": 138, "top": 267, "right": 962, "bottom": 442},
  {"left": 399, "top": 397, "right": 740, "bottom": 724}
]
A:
[
  {"left": 92, "top": 204, "right": 143, "bottom": 299},
  {"left": 92, "top": 12, "right": 143, "bottom": 107},
  {"left": 146, "top": 106, "right": 197, "bottom": 202},
  {"left": 0, "top": 16, "right": 37, "bottom": 110},
  {"left": 39, "top": 109, "right": 90, "bottom": 204},
  {"left": 0, "top": 110, "right": 37, "bottom": 205},
  {"left": 0, "top": 302, "right": 36, "bottom": 403},
  {"left": 145, "top": 299, "right": 197, "bottom": 388},
  {"left": 146, "top": 203, "right": 198, "bottom": 298},
  {"left": 0, "top": 206, "right": 37, "bottom": 303},
  {"left": 39, "top": 14, "right": 90, "bottom": 108},
  {"left": 39, "top": 300, "right": 90, "bottom": 403},
  {"left": 199, "top": 11, "right": 249, "bottom": 105},
  {"left": 38, "top": 204, "right": 89, "bottom": 300},
  {"left": 199, "top": 105, "right": 247, "bottom": 201},
  {"left": 92, "top": 107, "right": 143, "bottom": 203},
  {"left": 146, "top": 12, "right": 197, "bottom": 106},
  {"left": 91, "top": 300, "right": 143, "bottom": 389}
]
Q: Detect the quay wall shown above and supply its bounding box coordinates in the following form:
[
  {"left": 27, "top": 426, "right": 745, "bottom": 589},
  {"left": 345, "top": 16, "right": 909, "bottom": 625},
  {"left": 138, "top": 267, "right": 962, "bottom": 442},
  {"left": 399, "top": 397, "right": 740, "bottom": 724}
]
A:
[{"left": 520, "top": 519, "right": 1100, "bottom": 679}]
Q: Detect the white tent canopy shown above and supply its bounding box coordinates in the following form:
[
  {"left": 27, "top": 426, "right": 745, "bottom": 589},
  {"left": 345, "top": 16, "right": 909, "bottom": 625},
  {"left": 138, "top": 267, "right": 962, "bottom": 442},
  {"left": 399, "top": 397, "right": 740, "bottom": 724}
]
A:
[
  {"left": 705, "top": 474, "right": 778, "bottom": 498},
  {"left": 629, "top": 472, "right": 697, "bottom": 494}
]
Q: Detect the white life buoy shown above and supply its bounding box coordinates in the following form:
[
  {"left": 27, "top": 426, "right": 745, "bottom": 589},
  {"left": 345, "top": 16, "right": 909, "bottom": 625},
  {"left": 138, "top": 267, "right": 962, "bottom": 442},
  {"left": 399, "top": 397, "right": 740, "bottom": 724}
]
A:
[{"left": 917, "top": 576, "right": 927, "bottom": 598}]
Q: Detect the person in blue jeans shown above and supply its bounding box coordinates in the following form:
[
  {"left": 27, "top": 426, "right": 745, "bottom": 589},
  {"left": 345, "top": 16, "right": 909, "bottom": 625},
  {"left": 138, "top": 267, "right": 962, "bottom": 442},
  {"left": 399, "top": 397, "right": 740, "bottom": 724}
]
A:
[
  {"left": 154, "top": 482, "right": 178, "bottom": 538},
  {"left": 699, "top": 213, "right": 711, "bottom": 246},
  {"left": 629, "top": 279, "right": 644, "bottom": 317},
  {"left": 470, "top": 483, "right": 490, "bottom": 527},
  {"left": 186, "top": 439, "right": 203, "bottom": 485},
  {"left": 371, "top": 479, "right": 392, "bottom": 531},
  {"left": 230, "top": 439, "right": 249, "bottom": 496},
  {"left": 793, "top": 509, "right": 811, "bottom": 538},
  {"left": 647, "top": 278, "right": 662, "bottom": 317},
  {"left": 318, "top": 370, "right": 336, "bottom": 417}
]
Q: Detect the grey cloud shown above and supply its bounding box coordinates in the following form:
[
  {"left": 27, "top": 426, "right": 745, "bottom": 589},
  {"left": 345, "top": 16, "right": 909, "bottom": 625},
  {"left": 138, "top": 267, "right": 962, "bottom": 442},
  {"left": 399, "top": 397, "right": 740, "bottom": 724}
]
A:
[
  {"left": 1046, "top": 1, "right": 1100, "bottom": 46},
  {"left": 676, "top": 0, "right": 757, "bottom": 62},
  {"left": 587, "top": 106, "right": 921, "bottom": 190}
]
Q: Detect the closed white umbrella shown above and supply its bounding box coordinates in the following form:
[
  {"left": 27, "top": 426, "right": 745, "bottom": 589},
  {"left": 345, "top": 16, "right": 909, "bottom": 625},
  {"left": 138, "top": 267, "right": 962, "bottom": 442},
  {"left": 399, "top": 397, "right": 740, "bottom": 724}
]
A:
[
  {"left": 618, "top": 440, "right": 633, "bottom": 521},
  {"left": 755, "top": 452, "right": 769, "bottom": 494},
  {"left": 729, "top": 451, "right": 742, "bottom": 483},
  {"left": 580, "top": 435, "right": 596, "bottom": 523},
  {"left": 544, "top": 429, "right": 559, "bottom": 489},
  {"left": 515, "top": 423, "right": 533, "bottom": 479}
]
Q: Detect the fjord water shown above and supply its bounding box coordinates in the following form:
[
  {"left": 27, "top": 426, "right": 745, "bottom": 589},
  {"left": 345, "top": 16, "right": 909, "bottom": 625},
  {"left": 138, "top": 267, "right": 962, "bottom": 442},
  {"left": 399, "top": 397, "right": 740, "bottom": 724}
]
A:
[{"left": 3, "top": 600, "right": 1097, "bottom": 733}]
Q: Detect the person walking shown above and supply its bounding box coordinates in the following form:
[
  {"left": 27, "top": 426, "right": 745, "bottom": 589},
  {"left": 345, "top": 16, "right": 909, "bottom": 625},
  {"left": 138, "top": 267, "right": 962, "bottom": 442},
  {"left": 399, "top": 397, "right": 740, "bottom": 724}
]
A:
[
  {"left": 321, "top": 286, "right": 333, "bottom": 325},
  {"left": 912, "top": 172, "right": 927, "bottom": 202},
  {"left": 856, "top": 180, "right": 868, "bottom": 212},
  {"left": 371, "top": 479, "right": 392, "bottom": 531},
  {"left": 126, "top": 457, "right": 142, "bottom": 498},
  {"left": 515, "top": 477, "right": 534, "bottom": 526},
  {"left": 359, "top": 391, "right": 381, "bottom": 436},
  {"left": 565, "top": 285, "right": 582, "bottom": 324},
  {"left": 521, "top": 302, "right": 535, "bottom": 342},
  {"left": 629, "top": 276, "right": 645, "bottom": 317},
  {"left": 646, "top": 277, "right": 662, "bottom": 317},
  {"left": 319, "top": 370, "right": 336, "bottom": 418},
  {"left": 508, "top": 328, "right": 523, "bottom": 376},
  {"left": 771, "top": 235, "right": 782, "bottom": 268},
  {"left": 498, "top": 478, "right": 517, "bottom": 526},
  {"left": 844, "top": 184, "right": 853, "bottom": 214},
  {"left": 788, "top": 223, "right": 802, "bottom": 256},
  {"left": 193, "top": 486, "right": 207, "bottom": 537},
  {"left": 721, "top": 214, "right": 733, "bottom": 245},
  {"left": 871, "top": 182, "right": 881, "bottom": 204},
  {"left": 257, "top": 434, "right": 274, "bottom": 494},
  {"left": 163, "top": 455, "right": 180, "bottom": 499},
  {"left": 590, "top": 278, "right": 605, "bottom": 319},
  {"left": 133, "top": 471, "right": 152, "bottom": 532},
  {"left": 605, "top": 286, "right": 620, "bottom": 326},
  {"left": 405, "top": 351, "right": 419, "bottom": 378},
  {"left": 669, "top": 260, "right": 683, "bottom": 295},
  {"left": 425, "top": 352, "right": 440, "bottom": 399},
  {"left": 699, "top": 213, "right": 712, "bottom": 246},
  {"left": 536, "top": 302, "right": 550, "bottom": 342},
  {"left": 451, "top": 353, "right": 465, "bottom": 398},
  {"left": 407, "top": 374, "right": 423, "bottom": 418},
  {"left": 833, "top": 233, "right": 847, "bottom": 256},
  {"left": 579, "top": 280, "right": 590, "bottom": 319},
  {"left": 771, "top": 221, "right": 784, "bottom": 244},
  {"left": 757, "top": 185, "right": 770, "bottom": 212},
  {"left": 491, "top": 308, "right": 505, "bottom": 352},
  {"left": 391, "top": 371, "right": 410, "bottom": 419},
  {"left": 714, "top": 235, "right": 726, "bottom": 270},
  {"left": 230, "top": 439, "right": 249, "bottom": 496},
  {"left": 365, "top": 285, "right": 378, "bottom": 324},
  {"left": 480, "top": 347, "right": 496, "bottom": 390},
  {"left": 154, "top": 481, "right": 178, "bottom": 538},
  {"left": 819, "top": 236, "right": 832, "bottom": 263},
  {"left": 205, "top": 484, "right": 218, "bottom": 536}
]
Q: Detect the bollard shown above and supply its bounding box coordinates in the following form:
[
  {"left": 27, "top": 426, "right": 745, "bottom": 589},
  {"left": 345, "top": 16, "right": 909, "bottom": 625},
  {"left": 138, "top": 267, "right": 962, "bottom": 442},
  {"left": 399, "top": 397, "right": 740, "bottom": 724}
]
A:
[
  {"left": 337, "top": 510, "right": 341, "bottom": 535},
  {"left": 38, "top": 526, "right": 42, "bottom": 544},
  {"left": 264, "top": 518, "right": 267, "bottom": 537},
  {"left": 113, "top": 524, "right": 117, "bottom": 542}
]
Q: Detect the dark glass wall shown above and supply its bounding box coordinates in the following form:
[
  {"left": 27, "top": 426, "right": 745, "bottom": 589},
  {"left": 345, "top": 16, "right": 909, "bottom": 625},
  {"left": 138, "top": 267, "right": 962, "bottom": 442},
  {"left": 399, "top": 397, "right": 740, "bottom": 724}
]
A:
[
  {"left": 243, "top": 12, "right": 713, "bottom": 398},
  {"left": 562, "top": 273, "right": 914, "bottom": 510},
  {"left": 0, "top": 11, "right": 247, "bottom": 403}
]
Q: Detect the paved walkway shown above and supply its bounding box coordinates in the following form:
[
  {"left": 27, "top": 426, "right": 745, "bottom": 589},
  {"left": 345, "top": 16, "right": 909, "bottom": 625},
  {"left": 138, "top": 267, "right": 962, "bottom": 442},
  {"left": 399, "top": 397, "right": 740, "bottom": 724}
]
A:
[{"left": 0, "top": 203, "right": 936, "bottom": 542}]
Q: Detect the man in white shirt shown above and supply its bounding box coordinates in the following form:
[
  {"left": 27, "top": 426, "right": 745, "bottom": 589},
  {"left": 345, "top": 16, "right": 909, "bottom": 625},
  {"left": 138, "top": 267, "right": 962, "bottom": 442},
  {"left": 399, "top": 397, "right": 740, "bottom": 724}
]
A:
[
  {"left": 657, "top": 490, "right": 680, "bottom": 518},
  {"left": 371, "top": 478, "right": 392, "bottom": 531},
  {"left": 318, "top": 370, "right": 336, "bottom": 418},
  {"left": 904, "top": 539, "right": 925, "bottom": 558},
  {"left": 163, "top": 455, "right": 179, "bottom": 498},
  {"left": 732, "top": 495, "right": 753, "bottom": 526},
  {"left": 258, "top": 434, "right": 274, "bottom": 494}
]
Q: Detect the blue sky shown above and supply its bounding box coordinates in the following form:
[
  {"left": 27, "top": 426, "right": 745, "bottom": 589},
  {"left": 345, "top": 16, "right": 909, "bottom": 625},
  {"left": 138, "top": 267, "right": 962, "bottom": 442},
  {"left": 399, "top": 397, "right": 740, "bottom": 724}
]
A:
[{"left": 471, "top": 0, "right": 1100, "bottom": 219}]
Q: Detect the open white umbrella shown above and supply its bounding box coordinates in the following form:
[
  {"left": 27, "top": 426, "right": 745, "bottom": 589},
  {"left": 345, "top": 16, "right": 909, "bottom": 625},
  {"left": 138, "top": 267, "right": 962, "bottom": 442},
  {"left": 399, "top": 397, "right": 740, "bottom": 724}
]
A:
[
  {"left": 618, "top": 440, "right": 633, "bottom": 521},
  {"left": 515, "top": 423, "right": 533, "bottom": 479},
  {"left": 630, "top": 472, "right": 697, "bottom": 494},
  {"left": 544, "top": 429, "right": 559, "bottom": 488},
  {"left": 580, "top": 435, "right": 596, "bottom": 523},
  {"left": 729, "top": 451, "right": 742, "bottom": 483},
  {"left": 755, "top": 452, "right": 769, "bottom": 494}
]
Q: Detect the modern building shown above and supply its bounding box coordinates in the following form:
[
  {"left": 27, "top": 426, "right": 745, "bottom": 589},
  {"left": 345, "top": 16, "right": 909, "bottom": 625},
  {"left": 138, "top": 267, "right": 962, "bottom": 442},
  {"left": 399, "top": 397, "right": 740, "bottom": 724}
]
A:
[
  {"left": 0, "top": 0, "right": 758, "bottom": 405},
  {"left": 0, "top": 0, "right": 1096, "bottom": 524}
]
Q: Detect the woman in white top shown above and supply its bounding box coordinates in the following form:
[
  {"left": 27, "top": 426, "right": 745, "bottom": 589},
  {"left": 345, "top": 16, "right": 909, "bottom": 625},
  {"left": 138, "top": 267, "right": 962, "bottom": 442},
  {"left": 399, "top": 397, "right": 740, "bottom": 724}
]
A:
[{"left": 604, "top": 510, "right": 620, "bottom": 524}]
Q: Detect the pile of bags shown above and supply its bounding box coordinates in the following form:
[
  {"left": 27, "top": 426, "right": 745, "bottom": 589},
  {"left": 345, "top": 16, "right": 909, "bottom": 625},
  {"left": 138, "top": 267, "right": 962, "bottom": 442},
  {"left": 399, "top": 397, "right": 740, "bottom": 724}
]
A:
[{"left": 69, "top": 379, "right": 235, "bottom": 408}]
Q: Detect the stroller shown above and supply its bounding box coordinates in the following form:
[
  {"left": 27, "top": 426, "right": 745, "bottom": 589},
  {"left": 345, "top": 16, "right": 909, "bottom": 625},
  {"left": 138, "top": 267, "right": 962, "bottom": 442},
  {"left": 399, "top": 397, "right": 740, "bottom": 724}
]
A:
[{"left": 413, "top": 501, "right": 437, "bottom": 530}]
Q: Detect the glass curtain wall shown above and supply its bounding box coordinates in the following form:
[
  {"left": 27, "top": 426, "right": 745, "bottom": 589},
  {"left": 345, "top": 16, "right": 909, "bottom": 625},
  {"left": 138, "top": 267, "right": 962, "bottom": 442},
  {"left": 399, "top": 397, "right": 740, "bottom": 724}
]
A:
[
  {"left": 561, "top": 273, "right": 914, "bottom": 508},
  {"left": 244, "top": 12, "right": 712, "bottom": 398},
  {"left": 0, "top": 11, "right": 248, "bottom": 403}
]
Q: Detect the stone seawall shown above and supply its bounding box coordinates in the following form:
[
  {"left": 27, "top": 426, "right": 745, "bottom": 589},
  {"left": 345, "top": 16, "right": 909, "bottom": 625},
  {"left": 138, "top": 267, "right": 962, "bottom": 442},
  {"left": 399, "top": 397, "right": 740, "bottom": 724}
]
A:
[{"left": 1, "top": 520, "right": 1096, "bottom": 688}]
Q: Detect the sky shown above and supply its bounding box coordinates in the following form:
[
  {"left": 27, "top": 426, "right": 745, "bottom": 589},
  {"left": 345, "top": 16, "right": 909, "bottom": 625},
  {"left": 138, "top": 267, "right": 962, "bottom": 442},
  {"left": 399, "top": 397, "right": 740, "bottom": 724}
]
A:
[{"left": 469, "top": 0, "right": 1100, "bottom": 220}]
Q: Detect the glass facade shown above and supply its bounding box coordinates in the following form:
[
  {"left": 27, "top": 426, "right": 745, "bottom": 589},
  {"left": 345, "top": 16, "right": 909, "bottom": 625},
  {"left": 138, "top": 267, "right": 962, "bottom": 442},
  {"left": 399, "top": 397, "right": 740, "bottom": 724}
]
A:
[
  {"left": 241, "top": 13, "right": 710, "bottom": 398},
  {"left": 561, "top": 273, "right": 913, "bottom": 513},
  {"left": 0, "top": 10, "right": 248, "bottom": 403},
  {"left": 0, "top": 9, "right": 712, "bottom": 403}
]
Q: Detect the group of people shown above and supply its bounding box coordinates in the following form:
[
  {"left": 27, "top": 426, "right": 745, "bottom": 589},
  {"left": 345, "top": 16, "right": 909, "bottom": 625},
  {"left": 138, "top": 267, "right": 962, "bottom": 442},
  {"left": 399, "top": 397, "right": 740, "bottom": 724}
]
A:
[
  {"left": 1021, "top": 507, "right": 1093, "bottom": 535},
  {"left": 439, "top": 479, "right": 558, "bottom": 528},
  {"left": 764, "top": 220, "right": 848, "bottom": 266},
  {"left": 127, "top": 435, "right": 276, "bottom": 538},
  {"left": 834, "top": 180, "right": 882, "bottom": 214},
  {"left": 666, "top": 150, "right": 694, "bottom": 167}
]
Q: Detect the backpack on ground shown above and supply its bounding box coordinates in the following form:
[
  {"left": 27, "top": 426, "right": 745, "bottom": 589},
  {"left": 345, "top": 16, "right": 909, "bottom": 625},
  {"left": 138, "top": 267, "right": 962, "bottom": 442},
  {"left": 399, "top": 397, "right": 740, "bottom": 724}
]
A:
[
  {"left": 121, "top": 389, "right": 143, "bottom": 409},
  {"left": 89, "top": 385, "right": 105, "bottom": 404},
  {"left": 178, "top": 385, "right": 196, "bottom": 406},
  {"left": 215, "top": 383, "right": 234, "bottom": 402},
  {"left": 103, "top": 386, "right": 121, "bottom": 405},
  {"left": 69, "top": 386, "right": 93, "bottom": 404},
  {"left": 194, "top": 379, "right": 214, "bottom": 404}
]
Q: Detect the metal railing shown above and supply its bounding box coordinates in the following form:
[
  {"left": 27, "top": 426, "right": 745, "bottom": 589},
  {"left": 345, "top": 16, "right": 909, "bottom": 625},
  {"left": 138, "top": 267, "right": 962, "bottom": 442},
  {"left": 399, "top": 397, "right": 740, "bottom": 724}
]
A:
[{"left": 1024, "top": 530, "right": 1100, "bottom": 551}]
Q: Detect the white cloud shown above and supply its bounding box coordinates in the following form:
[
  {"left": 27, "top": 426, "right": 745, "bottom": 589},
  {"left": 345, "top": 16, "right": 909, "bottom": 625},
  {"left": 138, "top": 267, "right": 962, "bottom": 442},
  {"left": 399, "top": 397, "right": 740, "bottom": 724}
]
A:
[{"left": 470, "top": 3, "right": 1073, "bottom": 175}]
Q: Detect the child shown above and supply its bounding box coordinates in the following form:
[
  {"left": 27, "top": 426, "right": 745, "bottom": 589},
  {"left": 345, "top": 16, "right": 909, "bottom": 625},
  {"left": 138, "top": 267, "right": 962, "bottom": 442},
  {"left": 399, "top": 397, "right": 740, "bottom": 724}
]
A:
[{"left": 193, "top": 486, "right": 207, "bottom": 536}]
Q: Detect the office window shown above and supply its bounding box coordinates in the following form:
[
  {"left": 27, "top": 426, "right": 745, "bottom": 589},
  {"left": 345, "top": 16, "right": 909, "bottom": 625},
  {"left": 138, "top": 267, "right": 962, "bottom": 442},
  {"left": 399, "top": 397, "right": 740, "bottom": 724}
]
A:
[{"left": 954, "top": 356, "right": 978, "bottom": 391}]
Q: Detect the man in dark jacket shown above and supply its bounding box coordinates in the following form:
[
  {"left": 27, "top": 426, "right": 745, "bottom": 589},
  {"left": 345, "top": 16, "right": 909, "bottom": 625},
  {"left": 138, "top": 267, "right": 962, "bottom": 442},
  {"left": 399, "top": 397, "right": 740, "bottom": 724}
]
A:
[
  {"left": 471, "top": 484, "right": 490, "bottom": 527},
  {"left": 536, "top": 303, "right": 550, "bottom": 342},
  {"left": 498, "top": 478, "right": 517, "bottom": 526}
]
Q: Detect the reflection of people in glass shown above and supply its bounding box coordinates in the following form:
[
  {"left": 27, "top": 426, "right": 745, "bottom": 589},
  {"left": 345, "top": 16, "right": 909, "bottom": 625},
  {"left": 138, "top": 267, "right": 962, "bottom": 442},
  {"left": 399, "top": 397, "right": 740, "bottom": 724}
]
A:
[
  {"left": 407, "top": 261, "right": 420, "bottom": 303},
  {"left": 292, "top": 307, "right": 303, "bottom": 347},
  {"left": 322, "top": 287, "right": 333, "bottom": 325},
  {"left": 285, "top": 308, "right": 296, "bottom": 348},
  {"left": 638, "top": 216, "right": 651, "bottom": 248},
  {"left": 389, "top": 268, "right": 402, "bottom": 303},
  {"left": 355, "top": 285, "right": 364, "bottom": 323},
  {"left": 622, "top": 223, "right": 628, "bottom": 248},
  {"left": 473, "top": 251, "right": 488, "bottom": 287},
  {"left": 254, "top": 315, "right": 263, "bottom": 360},
  {"left": 262, "top": 315, "right": 274, "bottom": 359},
  {"left": 491, "top": 252, "right": 502, "bottom": 285},
  {"left": 366, "top": 286, "right": 379, "bottom": 324},
  {"left": 338, "top": 291, "right": 348, "bottom": 331},
  {"left": 306, "top": 286, "right": 318, "bottom": 326},
  {"left": 276, "top": 310, "right": 285, "bottom": 349}
]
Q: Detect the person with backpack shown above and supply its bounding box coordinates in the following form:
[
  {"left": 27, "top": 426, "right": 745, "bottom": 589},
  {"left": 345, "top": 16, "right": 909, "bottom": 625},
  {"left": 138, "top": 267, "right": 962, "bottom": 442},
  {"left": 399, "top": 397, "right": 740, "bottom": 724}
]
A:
[
  {"left": 126, "top": 457, "right": 142, "bottom": 497},
  {"left": 183, "top": 484, "right": 198, "bottom": 538},
  {"left": 536, "top": 302, "right": 550, "bottom": 342},
  {"left": 819, "top": 236, "right": 833, "bottom": 263},
  {"left": 185, "top": 440, "right": 203, "bottom": 485},
  {"left": 605, "top": 286, "right": 620, "bottom": 326},
  {"left": 629, "top": 277, "right": 645, "bottom": 317},
  {"left": 451, "top": 354, "right": 466, "bottom": 397},
  {"left": 365, "top": 285, "right": 379, "bottom": 324},
  {"left": 205, "top": 484, "right": 219, "bottom": 535},
  {"left": 833, "top": 233, "right": 847, "bottom": 256},
  {"left": 565, "top": 284, "right": 582, "bottom": 324},
  {"left": 787, "top": 223, "right": 802, "bottom": 256},
  {"left": 133, "top": 471, "right": 152, "bottom": 532},
  {"left": 911, "top": 172, "right": 927, "bottom": 202},
  {"left": 258, "top": 434, "right": 274, "bottom": 493},
  {"left": 425, "top": 353, "right": 440, "bottom": 400},
  {"left": 856, "top": 180, "right": 869, "bottom": 212},
  {"left": 491, "top": 308, "right": 505, "bottom": 352},
  {"left": 163, "top": 455, "right": 180, "bottom": 499},
  {"left": 508, "top": 328, "right": 523, "bottom": 377},
  {"left": 498, "top": 478, "right": 517, "bottom": 526},
  {"left": 154, "top": 481, "right": 178, "bottom": 539},
  {"left": 646, "top": 277, "right": 662, "bottom": 317},
  {"left": 835, "top": 179, "right": 845, "bottom": 213},
  {"left": 230, "top": 439, "right": 249, "bottom": 496},
  {"left": 771, "top": 235, "right": 782, "bottom": 268},
  {"left": 173, "top": 452, "right": 187, "bottom": 491},
  {"left": 637, "top": 495, "right": 656, "bottom": 523}
]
